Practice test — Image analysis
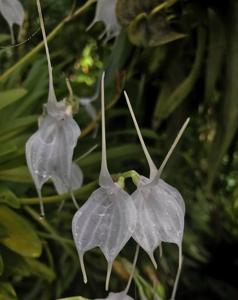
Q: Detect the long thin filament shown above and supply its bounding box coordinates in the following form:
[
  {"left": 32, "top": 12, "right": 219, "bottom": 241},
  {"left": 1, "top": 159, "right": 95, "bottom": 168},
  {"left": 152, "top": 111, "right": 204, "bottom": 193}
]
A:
[
  {"left": 36, "top": 0, "right": 55, "bottom": 101},
  {"left": 77, "top": 144, "right": 98, "bottom": 161},
  {"left": 99, "top": 72, "right": 111, "bottom": 185},
  {"left": 124, "top": 91, "right": 157, "bottom": 179},
  {"left": 37, "top": 189, "right": 45, "bottom": 218},
  {"left": 9, "top": 25, "right": 15, "bottom": 44},
  {"left": 125, "top": 244, "right": 140, "bottom": 294},
  {"left": 105, "top": 262, "right": 112, "bottom": 291},
  {"left": 79, "top": 253, "right": 88, "bottom": 284},
  {"left": 170, "top": 246, "right": 183, "bottom": 300},
  {"left": 70, "top": 190, "right": 79, "bottom": 209},
  {"left": 149, "top": 252, "right": 158, "bottom": 269},
  {"left": 155, "top": 118, "right": 190, "bottom": 182}
]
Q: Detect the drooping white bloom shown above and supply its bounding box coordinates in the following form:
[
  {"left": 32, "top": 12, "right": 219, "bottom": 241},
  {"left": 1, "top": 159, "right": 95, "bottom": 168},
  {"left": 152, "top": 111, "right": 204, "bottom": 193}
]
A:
[
  {"left": 124, "top": 91, "right": 189, "bottom": 300},
  {"left": 72, "top": 73, "right": 136, "bottom": 291},
  {"left": 87, "top": 0, "right": 121, "bottom": 42},
  {"left": 25, "top": 0, "right": 82, "bottom": 216},
  {"left": 0, "top": 0, "right": 24, "bottom": 43}
]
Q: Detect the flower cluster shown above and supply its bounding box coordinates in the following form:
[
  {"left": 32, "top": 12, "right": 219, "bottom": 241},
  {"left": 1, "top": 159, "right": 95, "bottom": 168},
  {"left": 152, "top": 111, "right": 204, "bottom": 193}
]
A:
[
  {"left": 24, "top": 1, "right": 189, "bottom": 299},
  {"left": 72, "top": 74, "right": 189, "bottom": 299},
  {"left": 25, "top": 0, "right": 83, "bottom": 217}
]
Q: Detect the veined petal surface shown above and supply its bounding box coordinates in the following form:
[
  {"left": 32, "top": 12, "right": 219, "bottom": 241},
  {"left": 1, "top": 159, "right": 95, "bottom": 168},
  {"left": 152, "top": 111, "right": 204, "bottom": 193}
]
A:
[
  {"left": 72, "top": 184, "right": 136, "bottom": 262},
  {"left": 53, "top": 163, "right": 83, "bottom": 195},
  {"left": 132, "top": 176, "right": 185, "bottom": 263}
]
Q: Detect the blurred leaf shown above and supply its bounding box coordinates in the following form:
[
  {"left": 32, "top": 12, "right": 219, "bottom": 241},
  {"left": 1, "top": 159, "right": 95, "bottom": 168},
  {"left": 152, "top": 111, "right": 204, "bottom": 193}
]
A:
[
  {"left": 0, "top": 166, "right": 31, "bottom": 183},
  {"left": 154, "top": 27, "right": 205, "bottom": 124},
  {"left": 0, "top": 116, "right": 37, "bottom": 142},
  {"left": 128, "top": 11, "right": 186, "bottom": 47},
  {"left": 0, "top": 282, "right": 17, "bottom": 300},
  {"left": 0, "top": 89, "right": 27, "bottom": 110},
  {"left": 25, "top": 258, "right": 56, "bottom": 282},
  {"left": 207, "top": 1, "right": 238, "bottom": 190},
  {"left": 76, "top": 144, "right": 143, "bottom": 166},
  {"left": 0, "top": 206, "right": 42, "bottom": 257},
  {"left": 0, "top": 143, "right": 17, "bottom": 158},
  {"left": 0, "top": 246, "right": 32, "bottom": 278},
  {"left": 0, "top": 224, "right": 8, "bottom": 238},
  {"left": 205, "top": 9, "right": 225, "bottom": 102},
  {"left": 0, "top": 187, "right": 20, "bottom": 208}
]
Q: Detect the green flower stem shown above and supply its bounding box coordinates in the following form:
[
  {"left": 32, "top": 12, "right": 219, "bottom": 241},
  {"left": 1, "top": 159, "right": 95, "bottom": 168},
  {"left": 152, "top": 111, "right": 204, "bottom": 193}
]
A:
[
  {"left": 20, "top": 181, "right": 97, "bottom": 205},
  {"left": 20, "top": 170, "right": 140, "bottom": 206},
  {"left": 0, "top": 0, "right": 96, "bottom": 82},
  {"left": 38, "top": 231, "right": 75, "bottom": 246},
  {"left": 120, "top": 170, "right": 141, "bottom": 186},
  {"left": 24, "top": 206, "right": 75, "bottom": 258},
  {"left": 117, "top": 176, "right": 125, "bottom": 189}
]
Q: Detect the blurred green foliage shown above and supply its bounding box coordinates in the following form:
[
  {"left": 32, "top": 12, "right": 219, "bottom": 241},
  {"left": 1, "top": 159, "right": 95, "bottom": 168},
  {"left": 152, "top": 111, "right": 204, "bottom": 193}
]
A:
[{"left": 0, "top": 0, "right": 238, "bottom": 299}]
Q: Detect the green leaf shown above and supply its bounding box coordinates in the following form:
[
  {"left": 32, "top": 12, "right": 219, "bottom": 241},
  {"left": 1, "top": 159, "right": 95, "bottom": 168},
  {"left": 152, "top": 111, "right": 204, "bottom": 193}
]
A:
[
  {"left": 153, "top": 27, "right": 205, "bottom": 124},
  {"left": 207, "top": 2, "right": 238, "bottom": 190},
  {"left": 0, "top": 89, "right": 27, "bottom": 111},
  {"left": 0, "top": 116, "right": 37, "bottom": 143},
  {"left": 0, "top": 187, "right": 20, "bottom": 208},
  {"left": 0, "top": 167, "right": 31, "bottom": 183},
  {"left": 0, "top": 246, "right": 32, "bottom": 278},
  {"left": 0, "top": 282, "right": 17, "bottom": 300},
  {"left": 0, "top": 143, "right": 17, "bottom": 158},
  {"left": 25, "top": 258, "right": 56, "bottom": 282},
  {"left": 0, "top": 206, "right": 42, "bottom": 258},
  {"left": 0, "top": 223, "right": 9, "bottom": 238},
  {"left": 76, "top": 144, "right": 143, "bottom": 166},
  {"left": 128, "top": 11, "right": 186, "bottom": 47},
  {"left": 205, "top": 9, "right": 225, "bottom": 102}
]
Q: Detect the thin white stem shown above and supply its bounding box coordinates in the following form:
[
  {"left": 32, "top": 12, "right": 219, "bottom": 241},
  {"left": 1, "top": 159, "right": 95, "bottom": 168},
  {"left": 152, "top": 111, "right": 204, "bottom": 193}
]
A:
[
  {"left": 99, "top": 72, "right": 112, "bottom": 186},
  {"left": 149, "top": 252, "right": 158, "bottom": 269},
  {"left": 125, "top": 244, "right": 140, "bottom": 294},
  {"left": 9, "top": 25, "right": 15, "bottom": 44},
  {"left": 101, "top": 72, "right": 107, "bottom": 171},
  {"left": 57, "top": 199, "right": 65, "bottom": 212},
  {"left": 79, "top": 253, "right": 88, "bottom": 284},
  {"left": 37, "top": 188, "right": 45, "bottom": 218},
  {"left": 36, "top": 0, "right": 54, "bottom": 101},
  {"left": 105, "top": 262, "right": 112, "bottom": 291},
  {"left": 170, "top": 246, "right": 183, "bottom": 300},
  {"left": 124, "top": 91, "right": 157, "bottom": 179},
  {"left": 77, "top": 144, "right": 98, "bottom": 161},
  {"left": 156, "top": 118, "right": 190, "bottom": 180},
  {"left": 70, "top": 190, "right": 79, "bottom": 209}
]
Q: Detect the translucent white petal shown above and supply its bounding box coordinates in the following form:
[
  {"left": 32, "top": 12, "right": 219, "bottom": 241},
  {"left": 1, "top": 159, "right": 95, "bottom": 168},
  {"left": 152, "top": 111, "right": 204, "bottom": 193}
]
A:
[
  {"left": 96, "top": 291, "right": 134, "bottom": 300},
  {"left": 72, "top": 184, "right": 136, "bottom": 287},
  {"left": 26, "top": 112, "right": 81, "bottom": 211},
  {"left": 0, "top": 0, "right": 24, "bottom": 27},
  {"left": 132, "top": 176, "right": 185, "bottom": 264},
  {"left": 53, "top": 163, "right": 83, "bottom": 195},
  {"left": 72, "top": 184, "right": 136, "bottom": 260},
  {"left": 25, "top": 131, "right": 52, "bottom": 192},
  {"left": 88, "top": 0, "right": 121, "bottom": 41}
]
